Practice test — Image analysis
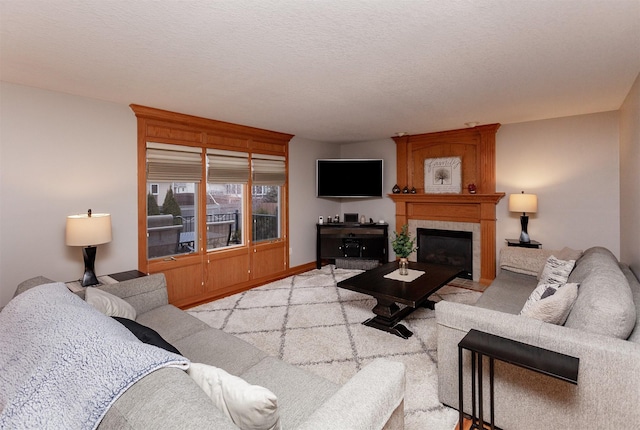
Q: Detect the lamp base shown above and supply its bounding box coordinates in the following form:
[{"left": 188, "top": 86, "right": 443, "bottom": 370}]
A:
[
  {"left": 81, "top": 246, "right": 100, "bottom": 287},
  {"left": 519, "top": 214, "right": 531, "bottom": 243}
]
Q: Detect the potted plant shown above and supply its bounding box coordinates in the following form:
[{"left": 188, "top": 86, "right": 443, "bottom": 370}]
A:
[{"left": 391, "top": 224, "right": 417, "bottom": 275}]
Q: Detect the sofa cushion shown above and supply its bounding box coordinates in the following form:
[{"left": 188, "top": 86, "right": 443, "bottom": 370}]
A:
[
  {"left": 136, "top": 304, "right": 211, "bottom": 344},
  {"left": 99, "top": 367, "right": 238, "bottom": 430},
  {"left": 499, "top": 247, "right": 552, "bottom": 277},
  {"left": 538, "top": 256, "right": 575, "bottom": 285},
  {"left": 474, "top": 269, "right": 539, "bottom": 314},
  {"left": 240, "top": 356, "right": 339, "bottom": 430},
  {"left": 567, "top": 246, "right": 615, "bottom": 284},
  {"left": 187, "top": 362, "right": 281, "bottom": 430},
  {"left": 564, "top": 247, "right": 636, "bottom": 339},
  {"left": 622, "top": 264, "right": 640, "bottom": 343},
  {"left": 99, "top": 274, "right": 168, "bottom": 316},
  {"left": 13, "top": 276, "right": 55, "bottom": 297},
  {"left": 520, "top": 283, "right": 579, "bottom": 325},
  {"left": 86, "top": 288, "right": 137, "bottom": 319},
  {"left": 113, "top": 317, "right": 181, "bottom": 355},
  {"left": 175, "top": 328, "right": 268, "bottom": 376}
]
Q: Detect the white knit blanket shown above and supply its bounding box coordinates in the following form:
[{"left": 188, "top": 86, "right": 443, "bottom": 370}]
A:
[{"left": 0, "top": 283, "right": 189, "bottom": 430}]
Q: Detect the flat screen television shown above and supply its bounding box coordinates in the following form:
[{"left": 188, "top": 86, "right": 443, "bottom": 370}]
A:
[{"left": 316, "top": 159, "right": 384, "bottom": 198}]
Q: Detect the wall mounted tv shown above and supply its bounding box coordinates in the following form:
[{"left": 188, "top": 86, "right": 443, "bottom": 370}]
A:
[{"left": 316, "top": 159, "right": 384, "bottom": 198}]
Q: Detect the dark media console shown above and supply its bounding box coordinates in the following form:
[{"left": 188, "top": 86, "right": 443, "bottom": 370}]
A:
[{"left": 316, "top": 223, "right": 388, "bottom": 269}]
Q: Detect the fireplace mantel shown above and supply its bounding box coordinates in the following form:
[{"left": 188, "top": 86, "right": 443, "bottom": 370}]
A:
[
  {"left": 389, "top": 193, "right": 504, "bottom": 285},
  {"left": 389, "top": 193, "right": 504, "bottom": 223},
  {"left": 391, "top": 124, "right": 504, "bottom": 285}
]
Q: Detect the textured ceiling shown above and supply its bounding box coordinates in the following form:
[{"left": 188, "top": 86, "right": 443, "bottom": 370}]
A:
[{"left": 1, "top": 0, "right": 639, "bottom": 143}]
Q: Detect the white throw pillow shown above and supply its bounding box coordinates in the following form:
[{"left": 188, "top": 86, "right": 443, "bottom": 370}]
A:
[
  {"left": 85, "top": 288, "right": 136, "bottom": 320},
  {"left": 536, "top": 247, "right": 582, "bottom": 279},
  {"left": 187, "top": 362, "right": 281, "bottom": 430},
  {"left": 538, "top": 255, "right": 576, "bottom": 285},
  {"left": 520, "top": 282, "right": 557, "bottom": 315},
  {"left": 521, "top": 283, "right": 579, "bottom": 325}
]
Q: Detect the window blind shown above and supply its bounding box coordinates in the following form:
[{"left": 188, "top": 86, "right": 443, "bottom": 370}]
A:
[
  {"left": 146, "top": 142, "right": 202, "bottom": 182},
  {"left": 207, "top": 149, "right": 250, "bottom": 184},
  {"left": 252, "top": 154, "right": 286, "bottom": 185}
]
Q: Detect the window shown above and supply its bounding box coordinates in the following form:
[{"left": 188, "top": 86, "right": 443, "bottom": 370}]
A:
[
  {"left": 206, "top": 149, "right": 248, "bottom": 250},
  {"left": 251, "top": 155, "right": 286, "bottom": 243},
  {"left": 146, "top": 143, "right": 202, "bottom": 259}
]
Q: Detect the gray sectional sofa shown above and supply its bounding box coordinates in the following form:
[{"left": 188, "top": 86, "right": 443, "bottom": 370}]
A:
[
  {"left": 436, "top": 246, "right": 640, "bottom": 429},
  {"left": 7, "top": 274, "right": 406, "bottom": 430}
]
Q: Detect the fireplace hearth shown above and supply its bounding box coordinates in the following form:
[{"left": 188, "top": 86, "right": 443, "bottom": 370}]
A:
[{"left": 417, "top": 228, "right": 472, "bottom": 279}]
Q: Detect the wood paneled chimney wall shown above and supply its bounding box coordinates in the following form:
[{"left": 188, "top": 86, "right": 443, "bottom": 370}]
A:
[{"left": 390, "top": 124, "right": 504, "bottom": 285}]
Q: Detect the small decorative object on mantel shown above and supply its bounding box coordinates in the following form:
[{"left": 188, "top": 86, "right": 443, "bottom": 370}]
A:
[
  {"left": 392, "top": 184, "right": 401, "bottom": 194},
  {"left": 468, "top": 183, "right": 477, "bottom": 194},
  {"left": 391, "top": 224, "right": 417, "bottom": 276},
  {"left": 424, "top": 156, "right": 462, "bottom": 194},
  {"left": 410, "top": 187, "right": 417, "bottom": 194},
  {"left": 402, "top": 186, "right": 409, "bottom": 194}
]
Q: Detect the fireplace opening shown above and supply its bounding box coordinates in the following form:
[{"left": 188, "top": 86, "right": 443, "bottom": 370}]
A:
[{"left": 417, "top": 228, "right": 472, "bottom": 279}]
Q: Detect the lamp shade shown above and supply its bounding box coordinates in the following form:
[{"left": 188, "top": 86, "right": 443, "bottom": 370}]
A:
[
  {"left": 66, "top": 213, "right": 112, "bottom": 246},
  {"left": 508, "top": 193, "right": 538, "bottom": 214}
]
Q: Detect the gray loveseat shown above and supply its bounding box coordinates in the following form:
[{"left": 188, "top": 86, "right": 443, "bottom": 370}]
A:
[
  {"left": 9, "top": 274, "right": 405, "bottom": 430},
  {"left": 435, "top": 246, "right": 640, "bottom": 429}
]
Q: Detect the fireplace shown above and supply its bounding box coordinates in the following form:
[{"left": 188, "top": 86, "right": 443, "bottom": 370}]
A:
[{"left": 417, "top": 228, "right": 472, "bottom": 279}]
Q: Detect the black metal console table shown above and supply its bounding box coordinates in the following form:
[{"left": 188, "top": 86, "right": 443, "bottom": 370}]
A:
[{"left": 458, "top": 329, "right": 579, "bottom": 430}]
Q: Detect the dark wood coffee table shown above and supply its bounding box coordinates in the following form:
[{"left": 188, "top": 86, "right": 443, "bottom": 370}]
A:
[{"left": 337, "top": 261, "right": 463, "bottom": 338}]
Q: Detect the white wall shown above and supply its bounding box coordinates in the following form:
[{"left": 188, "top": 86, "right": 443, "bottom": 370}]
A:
[
  {"left": 620, "top": 72, "right": 640, "bottom": 275},
  {"left": 496, "top": 112, "right": 621, "bottom": 257},
  {"left": 288, "top": 138, "right": 397, "bottom": 266},
  {"left": 0, "top": 82, "right": 138, "bottom": 307},
  {"left": 288, "top": 136, "right": 340, "bottom": 267}
]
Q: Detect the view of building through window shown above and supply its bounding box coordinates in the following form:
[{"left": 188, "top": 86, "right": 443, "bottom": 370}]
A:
[
  {"left": 252, "top": 185, "right": 280, "bottom": 242},
  {"left": 147, "top": 181, "right": 281, "bottom": 258},
  {"left": 146, "top": 182, "right": 198, "bottom": 259},
  {"left": 206, "top": 183, "right": 243, "bottom": 250}
]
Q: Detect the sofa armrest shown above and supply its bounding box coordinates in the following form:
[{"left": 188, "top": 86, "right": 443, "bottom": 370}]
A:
[
  {"left": 436, "top": 300, "right": 640, "bottom": 429},
  {"left": 296, "top": 358, "right": 405, "bottom": 430},
  {"left": 98, "top": 273, "right": 169, "bottom": 316}
]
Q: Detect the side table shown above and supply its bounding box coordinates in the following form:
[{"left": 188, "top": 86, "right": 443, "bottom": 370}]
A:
[
  {"left": 66, "top": 270, "right": 147, "bottom": 293},
  {"left": 505, "top": 238, "right": 542, "bottom": 249},
  {"left": 458, "top": 329, "right": 578, "bottom": 430}
]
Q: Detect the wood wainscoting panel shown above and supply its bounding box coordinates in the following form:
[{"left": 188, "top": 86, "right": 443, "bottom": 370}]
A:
[
  {"left": 206, "top": 247, "right": 251, "bottom": 293},
  {"left": 251, "top": 240, "right": 287, "bottom": 281}
]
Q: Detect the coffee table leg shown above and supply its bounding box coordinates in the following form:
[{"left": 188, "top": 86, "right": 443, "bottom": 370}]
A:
[{"left": 363, "top": 298, "right": 414, "bottom": 339}]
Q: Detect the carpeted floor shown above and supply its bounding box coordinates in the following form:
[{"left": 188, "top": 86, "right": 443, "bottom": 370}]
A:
[{"left": 188, "top": 264, "right": 483, "bottom": 430}]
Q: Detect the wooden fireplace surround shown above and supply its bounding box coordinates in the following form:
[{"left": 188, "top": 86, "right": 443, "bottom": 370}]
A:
[{"left": 390, "top": 124, "right": 504, "bottom": 285}]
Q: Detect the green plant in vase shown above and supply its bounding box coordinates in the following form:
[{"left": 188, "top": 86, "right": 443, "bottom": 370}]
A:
[{"left": 391, "top": 224, "right": 417, "bottom": 275}]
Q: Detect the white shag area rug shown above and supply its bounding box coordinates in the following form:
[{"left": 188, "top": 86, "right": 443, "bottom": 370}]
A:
[{"left": 188, "top": 265, "right": 482, "bottom": 430}]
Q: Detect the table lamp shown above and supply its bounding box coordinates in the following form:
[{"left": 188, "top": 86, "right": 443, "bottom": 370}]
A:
[
  {"left": 66, "top": 209, "right": 112, "bottom": 286},
  {"left": 508, "top": 191, "right": 537, "bottom": 243}
]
